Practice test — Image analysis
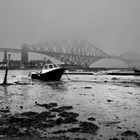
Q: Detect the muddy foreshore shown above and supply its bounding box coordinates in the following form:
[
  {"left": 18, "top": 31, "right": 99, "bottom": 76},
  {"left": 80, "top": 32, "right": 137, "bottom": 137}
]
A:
[
  {"left": 0, "top": 102, "right": 99, "bottom": 140},
  {"left": 0, "top": 70, "right": 140, "bottom": 140},
  {"left": 0, "top": 101, "right": 139, "bottom": 140}
]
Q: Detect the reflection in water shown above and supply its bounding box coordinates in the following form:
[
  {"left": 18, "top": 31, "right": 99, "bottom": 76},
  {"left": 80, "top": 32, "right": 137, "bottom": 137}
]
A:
[{"left": 32, "top": 79, "right": 68, "bottom": 91}]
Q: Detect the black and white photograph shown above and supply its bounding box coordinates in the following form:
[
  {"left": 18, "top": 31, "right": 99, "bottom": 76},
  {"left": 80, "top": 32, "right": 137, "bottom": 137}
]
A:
[{"left": 0, "top": 0, "right": 140, "bottom": 139}]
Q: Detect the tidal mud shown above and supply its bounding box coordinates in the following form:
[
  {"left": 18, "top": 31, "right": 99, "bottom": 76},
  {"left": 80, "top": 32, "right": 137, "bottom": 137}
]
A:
[
  {"left": 0, "top": 70, "right": 140, "bottom": 139},
  {"left": 0, "top": 105, "right": 99, "bottom": 139}
]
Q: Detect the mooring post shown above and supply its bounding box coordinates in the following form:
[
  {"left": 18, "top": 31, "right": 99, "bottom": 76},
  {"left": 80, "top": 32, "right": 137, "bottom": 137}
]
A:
[{"left": 2, "top": 54, "right": 11, "bottom": 85}]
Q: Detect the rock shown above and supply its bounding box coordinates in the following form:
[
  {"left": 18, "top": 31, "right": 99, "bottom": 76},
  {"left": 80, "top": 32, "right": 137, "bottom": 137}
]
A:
[
  {"left": 84, "top": 87, "right": 92, "bottom": 89},
  {"left": 35, "top": 102, "right": 57, "bottom": 109},
  {"left": 63, "top": 116, "right": 78, "bottom": 124},
  {"left": 9, "top": 115, "right": 32, "bottom": 124},
  {"left": 0, "top": 107, "right": 10, "bottom": 113},
  {"left": 49, "top": 103, "right": 58, "bottom": 108},
  {"left": 52, "top": 130, "right": 67, "bottom": 134},
  {"left": 79, "top": 121, "right": 99, "bottom": 134},
  {"left": 20, "top": 106, "right": 23, "bottom": 109},
  {"left": 107, "top": 99, "right": 113, "bottom": 102},
  {"left": 50, "top": 106, "right": 73, "bottom": 112},
  {"left": 39, "top": 111, "right": 56, "bottom": 119},
  {"left": 0, "top": 125, "right": 19, "bottom": 136},
  {"left": 58, "top": 111, "right": 79, "bottom": 118},
  {"left": 87, "top": 117, "right": 96, "bottom": 121},
  {"left": 20, "top": 111, "right": 39, "bottom": 118},
  {"left": 39, "top": 119, "right": 56, "bottom": 128},
  {"left": 52, "top": 128, "right": 80, "bottom": 134},
  {"left": 67, "top": 128, "right": 81, "bottom": 133},
  {"left": 55, "top": 117, "right": 64, "bottom": 125},
  {"left": 121, "top": 130, "right": 139, "bottom": 138}
]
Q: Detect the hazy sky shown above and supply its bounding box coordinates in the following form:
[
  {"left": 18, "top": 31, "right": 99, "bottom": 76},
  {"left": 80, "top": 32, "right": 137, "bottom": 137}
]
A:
[{"left": 0, "top": 0, "right": 139, "bottom": 56}]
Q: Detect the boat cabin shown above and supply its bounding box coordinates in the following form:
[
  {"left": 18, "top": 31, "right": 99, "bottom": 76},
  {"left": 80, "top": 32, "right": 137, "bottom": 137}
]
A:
[{"left": 41, "top": 64, "right": 60, "bottom": 73}]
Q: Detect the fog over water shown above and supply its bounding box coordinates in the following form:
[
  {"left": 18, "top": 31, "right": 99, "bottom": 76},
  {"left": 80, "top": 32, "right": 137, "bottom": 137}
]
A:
[{"left": 0, "top": 0, "right": 139, "bottom": 67}]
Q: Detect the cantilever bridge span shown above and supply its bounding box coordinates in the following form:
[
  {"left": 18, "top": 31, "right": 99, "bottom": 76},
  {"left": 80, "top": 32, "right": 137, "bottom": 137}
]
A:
[{"left": 0, "top": 39, "right": 140, "bottom": 68}]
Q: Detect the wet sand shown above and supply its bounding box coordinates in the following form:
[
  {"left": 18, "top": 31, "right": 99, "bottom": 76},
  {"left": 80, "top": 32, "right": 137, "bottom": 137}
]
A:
[{"left": 0, "top": 70, "right": 140, "bottom": 140}]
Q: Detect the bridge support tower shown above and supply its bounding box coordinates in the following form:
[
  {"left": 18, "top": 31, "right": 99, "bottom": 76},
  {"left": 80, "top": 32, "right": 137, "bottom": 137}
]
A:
[{"left": 21, "top": 44, "right": 28, "bottom": 68}]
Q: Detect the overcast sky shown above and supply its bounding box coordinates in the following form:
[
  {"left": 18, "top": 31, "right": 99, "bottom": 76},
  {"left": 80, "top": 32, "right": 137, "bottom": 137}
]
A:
[{"left": 0, "top": 0, "right": 139, "bottom": 56}]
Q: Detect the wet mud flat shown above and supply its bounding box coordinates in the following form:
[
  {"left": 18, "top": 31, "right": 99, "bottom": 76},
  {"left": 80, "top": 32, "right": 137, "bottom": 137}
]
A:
[
  {"left": 0, "top": 104, "right": 99, "bottom": 140},
  {"left": 0, "top": 70, "right": 140, "bottom": 139}
]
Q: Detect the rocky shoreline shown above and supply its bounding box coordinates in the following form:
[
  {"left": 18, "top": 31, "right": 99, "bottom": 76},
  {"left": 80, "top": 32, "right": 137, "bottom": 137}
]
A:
[
  {"left": 0, "top": 103, "right": 99, "bottom": 139},
  {"left": 0, "top": 102, "right": 140, "bottom": 140}
]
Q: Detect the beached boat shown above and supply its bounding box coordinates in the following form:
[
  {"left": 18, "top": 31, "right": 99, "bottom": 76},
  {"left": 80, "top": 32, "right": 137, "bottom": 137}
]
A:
[{"left": 29, "top": 64, "right": 66, "bottom": 81}]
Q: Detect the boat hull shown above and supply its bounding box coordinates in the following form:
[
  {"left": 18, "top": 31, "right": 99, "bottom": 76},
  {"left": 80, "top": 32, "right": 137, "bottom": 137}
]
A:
[{"left": 31, "top": 68, "right": 66, "bottom": 81}]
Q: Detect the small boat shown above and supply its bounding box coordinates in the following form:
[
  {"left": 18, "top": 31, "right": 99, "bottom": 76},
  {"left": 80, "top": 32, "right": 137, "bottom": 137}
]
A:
[{"left": 29, "top": 64, "right": 66, "bottom": 81}]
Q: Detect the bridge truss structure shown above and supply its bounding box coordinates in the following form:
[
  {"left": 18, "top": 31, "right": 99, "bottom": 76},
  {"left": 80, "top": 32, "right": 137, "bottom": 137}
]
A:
[
  {"left": 119, "top": 51, "right": 140, "bottom": 68},
  {"left": 0, "top": 39, "right": 140, "bottom": 68},
  {"left": 27, "top": 39, "right": 110, "bottom": 67}
]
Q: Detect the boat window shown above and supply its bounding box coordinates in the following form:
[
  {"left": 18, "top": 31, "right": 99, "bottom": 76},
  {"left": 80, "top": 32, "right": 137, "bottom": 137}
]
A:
[
  {"left": 45, "top": 66, "right": 49, "bottom": 69},
  {"left": 53, "top": 64, "right": 57, "bottom": 68},
  {"left": 49, "top": 65, "right": 53, "bottom": 69}
]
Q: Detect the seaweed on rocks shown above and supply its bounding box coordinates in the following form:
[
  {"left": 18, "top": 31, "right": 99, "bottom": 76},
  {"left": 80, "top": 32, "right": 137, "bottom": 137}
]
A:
[
  {"left": 52, "top": 121, "right": 99, "bottom": 135},
  {"left": 58, "top": 111, "right": 79, "bottom": 118},
  {"left": 121, "top": 130, "right": 139, "bottom": 138},
  {"left": 38, "top": 111, "right": 56, "bottom": 119},
  {"left": 50, "top": 106, "right": 73, "bottom": 112},
  {"left": 38, "top": 119, "right": 56, "bottom": 128},
  {"left": 55, "top": 116, "right": 78, "bottom": 125},
  {"left": 55, "top": 117, "right": 65, "bottom": 125},
  {"left": 0, "top": 102, "right": 100, "bottom": 138},
  {"left": 20, "top": 111, "right": 39, "bottom": 118},
  {"left": 63, "top": 116, "right": 78, "bottom": 124},
  {"left": 9, "top": 115, "right": 31, "bottom": 123},
  {"left": 0, "top": 106, "right": 10, "bottom": 113},
  {"left": 35, "top": 102, "right": 58, "bottom": 109},
  {"left": 87, "top": 117, "right": 96, "bottom": 121},
  {"left": 79, "top": 121, "right": 99, "bottom": 134}
]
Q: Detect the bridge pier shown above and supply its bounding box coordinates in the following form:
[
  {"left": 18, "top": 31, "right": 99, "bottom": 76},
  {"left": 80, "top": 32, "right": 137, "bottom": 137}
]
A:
[
  {"left": 21, "top": 44, "right": 28, "bottom": 68},
  {"left": 3, "top": 50, "right": 7, "bottom": 64}
]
